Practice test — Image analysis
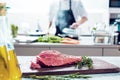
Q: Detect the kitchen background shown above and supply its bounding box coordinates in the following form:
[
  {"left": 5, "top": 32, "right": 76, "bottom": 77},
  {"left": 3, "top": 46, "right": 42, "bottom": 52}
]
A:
[{"left": 1, "top": 0, "right": 110, "bottom": 35}]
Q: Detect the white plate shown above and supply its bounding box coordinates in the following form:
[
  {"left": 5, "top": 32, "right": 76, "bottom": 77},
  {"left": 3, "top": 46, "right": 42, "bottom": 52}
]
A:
[
  {"left": 28, "top": 32, "right": 46, "bottom": 36},
  {"left": 14, "top": 35, "right": 38, "bottom": 43},
  {"left": 62, "top": 28, "right": 76, "bottom": 34}
]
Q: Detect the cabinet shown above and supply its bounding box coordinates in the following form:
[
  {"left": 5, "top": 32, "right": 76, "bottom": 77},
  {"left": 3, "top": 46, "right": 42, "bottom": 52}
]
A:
[
  {"left": 15, "top": 43, "right": 120, "bottom": 56},
  {"left": 14, "top": 44, "right": 103, "bottom": 56},
  {"left": 50, "top": 47, "right": 102, "bottom": 56},
  {"left": 103, "top": 47, "right": 120, "bottom": 56},
  {"left": 14, "top": 44, "right": 49, "bottom": 56}
]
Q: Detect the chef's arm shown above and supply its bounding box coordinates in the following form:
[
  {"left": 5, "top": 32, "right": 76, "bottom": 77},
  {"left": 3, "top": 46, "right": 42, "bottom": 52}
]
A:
[
  {"left": 71, "top": 16, "right": 88, "bottom": 29},
  {"left": 78, "top": 16, "right": 88, "bottom": 25},
  {"left": 48, "top": 21, "right": 52, "bottom": 29},
  {"left": 47, "top": 21, "right": 52, "bottom": 34}
]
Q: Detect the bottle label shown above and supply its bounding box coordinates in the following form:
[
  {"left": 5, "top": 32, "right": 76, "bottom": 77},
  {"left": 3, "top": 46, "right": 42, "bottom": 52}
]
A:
[{"left": 6, "top": 43, "right": 14, "bottom": 51}]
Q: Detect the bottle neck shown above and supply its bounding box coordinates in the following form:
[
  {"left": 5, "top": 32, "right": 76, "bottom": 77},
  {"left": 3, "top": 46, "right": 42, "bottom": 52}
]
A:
[
  {"left": 0, "top": 16, "right": 6, "bottom": 46},
  {"left": 0, "top": 13, "right": 14, "bottom": 50}
]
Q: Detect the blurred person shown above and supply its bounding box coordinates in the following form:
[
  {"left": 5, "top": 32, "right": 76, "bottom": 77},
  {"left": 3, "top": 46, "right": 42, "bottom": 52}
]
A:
[{"left": 48, "top": 0, "right": 88, "bottom": 36}]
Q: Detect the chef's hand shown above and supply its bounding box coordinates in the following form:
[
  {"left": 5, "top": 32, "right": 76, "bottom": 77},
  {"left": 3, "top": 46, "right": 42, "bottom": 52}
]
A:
[{"left": 70, "top": 22, "right": 80, "bottom": 29}]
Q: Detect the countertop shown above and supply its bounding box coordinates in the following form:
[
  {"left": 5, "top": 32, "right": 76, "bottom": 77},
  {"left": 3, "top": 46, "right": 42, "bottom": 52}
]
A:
[
  {"left": 14, "top": 36, "right": 120, "bottom": 56},
  {"left": 14, "top": 36, "right": 120, "bottom": 48},
  {"left": 18, "top": 56, "right": 120, "bottom": 80}
]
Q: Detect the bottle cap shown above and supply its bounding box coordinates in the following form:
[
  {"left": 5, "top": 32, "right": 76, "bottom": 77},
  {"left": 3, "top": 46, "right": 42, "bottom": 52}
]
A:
[{"left": 0, "top": 3, "right": 6, "bottom": 16}]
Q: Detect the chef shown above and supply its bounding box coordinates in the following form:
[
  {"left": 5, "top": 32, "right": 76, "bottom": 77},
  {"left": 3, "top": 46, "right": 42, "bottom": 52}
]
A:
[{"left": 48, "top": 0, "right": 88, "bottom": 36}]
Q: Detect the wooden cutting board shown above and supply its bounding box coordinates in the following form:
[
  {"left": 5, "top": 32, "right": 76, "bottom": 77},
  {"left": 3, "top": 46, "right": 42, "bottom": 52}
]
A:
[{"left": 21, "top": 58, "right": 120, "bottom": 76}]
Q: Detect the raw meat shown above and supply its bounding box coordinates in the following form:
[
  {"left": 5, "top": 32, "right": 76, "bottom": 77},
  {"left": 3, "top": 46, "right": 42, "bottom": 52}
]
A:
[
  {"left": 30, "top": 61, "right": 41, "bottom": 69},
  {"left": 31, "top": 50, "right": 82, "bottom": 69}
]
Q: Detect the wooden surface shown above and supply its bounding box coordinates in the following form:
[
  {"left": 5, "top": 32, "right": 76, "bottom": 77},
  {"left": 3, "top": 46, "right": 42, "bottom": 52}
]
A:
[{"left": 20, "top": 58, "right": 120, "bottom": 76}]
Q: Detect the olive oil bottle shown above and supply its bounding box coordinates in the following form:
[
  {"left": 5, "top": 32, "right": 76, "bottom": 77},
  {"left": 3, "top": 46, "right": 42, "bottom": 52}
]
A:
[
  {"left": 0, "top": 3, "right": 10, "bottom": 80},
  {"left": 0, "top": 3, "right": 22, "bottom": 80},
  {"left": 0, "top": 46, "right": 10, "bottom": 80},
  {"left": 7, "top": 47, "right": 22, "bottom": 80}
]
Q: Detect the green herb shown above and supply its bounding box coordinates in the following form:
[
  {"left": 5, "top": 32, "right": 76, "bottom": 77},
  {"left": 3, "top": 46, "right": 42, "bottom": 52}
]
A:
[
  {"left": 37, "top": 35, "right": 63, "bottom": 43},
  {"left": 76, "top": 56, "right": 93, "bottom": 69},
  {"left": 63, "top": 73, "right": 91, "bottom": 79},
  {"left": 92, "top": 27, "right": 97, "bottom": 31},
  {"left": 11, "top": 24, "right": 18, "bottom": 38},
  {"left": 23, "top": 73, "right": 91, "bottom": 80}
]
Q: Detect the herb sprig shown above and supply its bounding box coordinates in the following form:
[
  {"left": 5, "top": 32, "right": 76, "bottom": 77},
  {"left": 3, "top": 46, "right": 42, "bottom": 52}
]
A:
[
  {"left": 76, "top": 56, "right": 93, "bottom": 69},
  {"left": 23, "top": 73, "right": 91, "bottom": 80}
]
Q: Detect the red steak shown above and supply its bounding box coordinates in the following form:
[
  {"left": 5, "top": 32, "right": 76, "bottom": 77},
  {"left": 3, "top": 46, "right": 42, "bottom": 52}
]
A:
[
  {"left": 31, "top": 50, "right": 82, "bottom": 69},
  {"left": 30, "top": 61, "right": 41, "bottom": 69}
]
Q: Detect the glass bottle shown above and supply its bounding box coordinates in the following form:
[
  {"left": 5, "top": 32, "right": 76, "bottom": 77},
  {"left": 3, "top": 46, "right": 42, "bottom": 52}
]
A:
[
  {"left": 0, "top": 3, "right": 22, "bottom": 80},
  {"left": 0, "top": 3, "right": 10, "bottom": 80},
  {"left": 0, "top": 38, "right": 9, "bottom": 80}
]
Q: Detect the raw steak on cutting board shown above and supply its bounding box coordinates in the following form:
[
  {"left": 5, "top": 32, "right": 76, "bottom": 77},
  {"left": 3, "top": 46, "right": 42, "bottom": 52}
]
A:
[{"left": 30, "top": 50, "right": 82, "bottom": 69}]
